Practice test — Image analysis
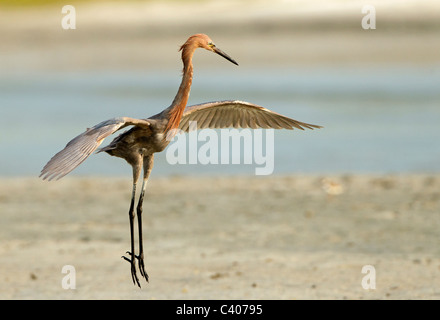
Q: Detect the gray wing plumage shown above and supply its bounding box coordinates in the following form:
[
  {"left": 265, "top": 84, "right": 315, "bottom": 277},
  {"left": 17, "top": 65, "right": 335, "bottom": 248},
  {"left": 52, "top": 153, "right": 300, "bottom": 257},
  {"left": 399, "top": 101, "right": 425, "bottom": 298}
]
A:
[
  {"left": 178, "top": 100, "right": 322, "bottom": 132},
  {"left": 40, "top": 117, "right": 147, "bottom": 181}
]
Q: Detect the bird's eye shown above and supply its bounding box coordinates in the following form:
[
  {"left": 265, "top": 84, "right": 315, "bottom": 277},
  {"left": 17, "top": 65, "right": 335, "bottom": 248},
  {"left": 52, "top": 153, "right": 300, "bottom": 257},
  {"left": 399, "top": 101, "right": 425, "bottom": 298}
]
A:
[{"left": 208, "top": 42, "right": 215, "bottom": 48}]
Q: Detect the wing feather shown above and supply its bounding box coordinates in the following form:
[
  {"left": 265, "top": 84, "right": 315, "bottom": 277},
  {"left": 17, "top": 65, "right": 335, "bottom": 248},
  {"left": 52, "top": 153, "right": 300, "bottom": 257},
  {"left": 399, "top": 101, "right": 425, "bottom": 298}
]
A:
[
  {"left": 263, "top": 112, "right": 283, "bottom": 129},
  {"left": 196, "top": 108, "right": 212, "bottom": 130},
  {"left": 213, "top": 107, "right": 225, "bottom": 128},
  {"left": 40, "top": 117, "right": 150, "bottom": 181},
  {"left": 239, "top": 108, "right": 249, "bottom": 128},
  {"left": 180, "top": 100, "right": 322, "bottom": 132}
]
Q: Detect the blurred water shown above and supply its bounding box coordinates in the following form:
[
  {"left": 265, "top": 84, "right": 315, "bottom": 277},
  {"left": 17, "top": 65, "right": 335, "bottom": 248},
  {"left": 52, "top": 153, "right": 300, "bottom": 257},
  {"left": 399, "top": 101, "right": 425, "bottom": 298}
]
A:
[{"left": 1, "top": 66, "right": 439, "bottom": 177}]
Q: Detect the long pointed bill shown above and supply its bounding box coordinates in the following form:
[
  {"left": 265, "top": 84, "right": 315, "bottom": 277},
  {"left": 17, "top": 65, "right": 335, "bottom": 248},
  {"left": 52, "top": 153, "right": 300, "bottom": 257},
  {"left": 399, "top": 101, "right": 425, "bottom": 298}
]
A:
[{"left": 214, "top": 47, "right": 239, "bottom": 66}]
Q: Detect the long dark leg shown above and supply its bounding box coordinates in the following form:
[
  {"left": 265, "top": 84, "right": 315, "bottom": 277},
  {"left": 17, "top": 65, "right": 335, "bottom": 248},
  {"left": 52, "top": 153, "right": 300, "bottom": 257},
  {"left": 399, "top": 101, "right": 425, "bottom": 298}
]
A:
[
  {"left": 136, "top": 180, "right": 148, "bottom": 281},
  {"left": 122, "top": 165, "right": 142, "bottom": 287},
  {"left": 136, "top": 154, "right": 154, "bottom": 283}
]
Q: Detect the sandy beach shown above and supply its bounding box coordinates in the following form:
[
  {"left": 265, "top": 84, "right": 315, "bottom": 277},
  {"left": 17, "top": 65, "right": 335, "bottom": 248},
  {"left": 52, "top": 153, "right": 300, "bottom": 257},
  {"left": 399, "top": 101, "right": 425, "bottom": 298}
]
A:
[{"left": 0, "top": 174, "right": 439, "bottom": 299}]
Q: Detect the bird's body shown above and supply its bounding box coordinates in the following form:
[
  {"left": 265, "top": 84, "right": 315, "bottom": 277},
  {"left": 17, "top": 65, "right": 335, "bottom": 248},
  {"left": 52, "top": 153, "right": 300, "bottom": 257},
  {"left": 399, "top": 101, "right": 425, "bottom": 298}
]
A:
[
  {"left": 40, "top": 34, "right": 322, "bottom": 287},
  {"left": 99, "top": 119, "right": 163, "bottom": 168}
]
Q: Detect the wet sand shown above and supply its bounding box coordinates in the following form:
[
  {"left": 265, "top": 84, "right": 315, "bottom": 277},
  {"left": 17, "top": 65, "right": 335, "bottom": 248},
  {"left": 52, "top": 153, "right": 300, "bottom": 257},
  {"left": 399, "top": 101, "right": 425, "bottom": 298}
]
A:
[{"left": 0, "top": 174, "right": 439, "bottom": 299}]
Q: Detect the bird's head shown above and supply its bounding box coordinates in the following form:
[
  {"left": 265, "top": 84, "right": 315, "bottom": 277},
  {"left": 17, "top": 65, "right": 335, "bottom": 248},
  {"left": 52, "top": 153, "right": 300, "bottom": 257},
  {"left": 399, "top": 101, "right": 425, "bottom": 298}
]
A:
[{"left": 180, "top": 34, "right": 239, "bottom": 66}]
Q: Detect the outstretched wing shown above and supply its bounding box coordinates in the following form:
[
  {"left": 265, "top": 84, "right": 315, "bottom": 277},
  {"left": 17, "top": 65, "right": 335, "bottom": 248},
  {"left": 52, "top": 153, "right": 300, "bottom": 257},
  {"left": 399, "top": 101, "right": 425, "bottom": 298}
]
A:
[
  {"left": 179, "top": 100, "right": 322, "bottom": 132},
  {"left": 40, "top": 117, "right": 150, "bottom": 181}
]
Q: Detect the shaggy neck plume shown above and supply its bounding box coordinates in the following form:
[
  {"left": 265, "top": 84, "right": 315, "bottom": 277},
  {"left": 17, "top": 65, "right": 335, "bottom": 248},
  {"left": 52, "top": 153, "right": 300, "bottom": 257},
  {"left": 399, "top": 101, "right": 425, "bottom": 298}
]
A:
[{"left": 165, "top": 43, "right": 195, "bottom": 132}]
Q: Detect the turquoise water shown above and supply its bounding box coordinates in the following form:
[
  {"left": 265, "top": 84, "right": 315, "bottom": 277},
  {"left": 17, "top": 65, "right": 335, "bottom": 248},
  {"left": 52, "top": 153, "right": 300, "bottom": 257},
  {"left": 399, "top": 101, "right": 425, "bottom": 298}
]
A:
[{"left": 1, "top": 66, "right": 439, "bottom": 177}]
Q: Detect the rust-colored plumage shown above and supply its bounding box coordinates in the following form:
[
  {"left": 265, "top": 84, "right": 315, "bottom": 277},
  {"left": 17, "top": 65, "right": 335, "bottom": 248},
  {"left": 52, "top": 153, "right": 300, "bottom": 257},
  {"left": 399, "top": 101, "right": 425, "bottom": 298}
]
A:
[
  {"left": 164, "top": 40, "right": 193, "bottom": 132},
  {"left": 40, "top": 34, "right": 322, "bottom": 287}
]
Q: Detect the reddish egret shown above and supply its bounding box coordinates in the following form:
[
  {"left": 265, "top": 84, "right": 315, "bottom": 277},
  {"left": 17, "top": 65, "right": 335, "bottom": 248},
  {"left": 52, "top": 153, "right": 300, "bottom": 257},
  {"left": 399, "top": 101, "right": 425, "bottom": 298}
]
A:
[{"left": 40, "top": 34, "right": 322, "bottom": 287}]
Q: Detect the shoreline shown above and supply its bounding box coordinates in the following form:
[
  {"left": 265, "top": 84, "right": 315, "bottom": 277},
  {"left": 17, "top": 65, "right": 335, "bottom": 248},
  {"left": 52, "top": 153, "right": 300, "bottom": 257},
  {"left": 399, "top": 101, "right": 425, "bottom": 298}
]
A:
[
  {"left": 1, "top": 174, "right": 439, "bottom": 299},
  {"left": 0, "top": 1, "right": 439, "bottom": 72}
]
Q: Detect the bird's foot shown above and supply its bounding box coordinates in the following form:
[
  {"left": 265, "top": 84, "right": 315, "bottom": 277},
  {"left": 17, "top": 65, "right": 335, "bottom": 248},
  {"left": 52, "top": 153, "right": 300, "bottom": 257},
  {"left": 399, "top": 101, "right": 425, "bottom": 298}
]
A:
[
  {"left": 122, "top": 252, "right": 141, "bottom": 288},
  {"left": 137, "top": 253, "right": 149, "bottom": 282},
  {"left": 123, "top": 251, "right": 149, "bottom": 285}
]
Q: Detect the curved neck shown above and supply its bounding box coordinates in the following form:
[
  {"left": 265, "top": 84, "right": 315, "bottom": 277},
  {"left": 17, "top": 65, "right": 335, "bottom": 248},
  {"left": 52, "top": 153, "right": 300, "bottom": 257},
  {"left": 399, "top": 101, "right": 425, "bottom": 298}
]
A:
[{"left": 164, "top": 47, "right": 194, "bottom": 131}]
